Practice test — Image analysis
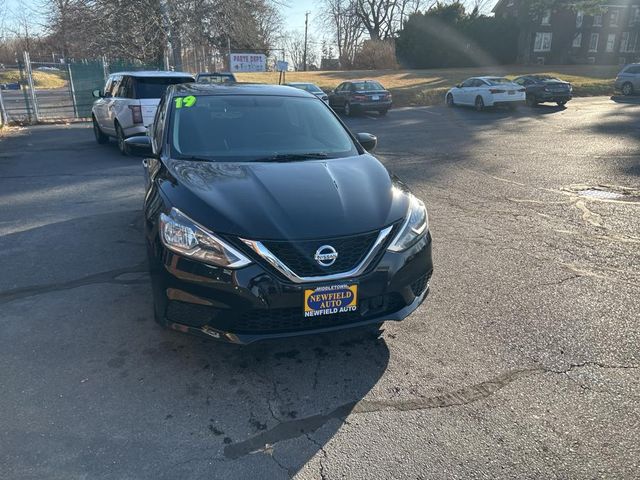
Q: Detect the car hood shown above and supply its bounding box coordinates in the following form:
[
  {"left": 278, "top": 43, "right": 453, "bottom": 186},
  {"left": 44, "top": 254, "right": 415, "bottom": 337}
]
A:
[{"left": 160, "top": 154, "right": 410, "bottom": 240}]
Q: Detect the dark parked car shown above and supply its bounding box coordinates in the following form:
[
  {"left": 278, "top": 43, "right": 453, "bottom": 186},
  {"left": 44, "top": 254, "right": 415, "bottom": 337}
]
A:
[
  {"left": 513, "top": 75, "right": 572, "bottom": 107},
  {"left": 125, "top": 83, "right": 432, "bottom": 344},
  {"left": 195, "top": 72, "right": 237, "bottom": 84},
  {"left": 328, "top": 80, "right": 392, "bottom": 116}
]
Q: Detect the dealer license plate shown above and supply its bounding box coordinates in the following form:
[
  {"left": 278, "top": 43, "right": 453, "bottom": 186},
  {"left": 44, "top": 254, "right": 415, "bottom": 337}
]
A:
[{"left": 304, "top": 284, "right": 358, "bottom": 317}]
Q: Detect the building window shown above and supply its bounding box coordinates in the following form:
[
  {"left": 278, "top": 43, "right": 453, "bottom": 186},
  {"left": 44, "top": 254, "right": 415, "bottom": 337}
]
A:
[
  {"left": 593, "top": 14, "right": 603, "bottom": 27},
  {"left": 606, "top": 34, "right": 616, "bottom": 52},
  {"left": 589, "top": 33, "right": 599, "bottom": 52},
  {"left": 632, "top": 7, "right": 640, "bottom": 25},
  {"left": 573, "top": 33, "right": 582, "bottom": 47},
  {"left": 610, "top": 8, "right": 620, "bottom": 28},
  {"left": 534, "top": 32, "right": 553, "bottom": 52},
  {"left": 576, "top": 11, "right": 584, "bottom": 28},
  {"left": 541, "top": 9, "right": 551, "bottom": 25},
  {"left": 620, "top": 32, "right": 629, "bottom": 52}
]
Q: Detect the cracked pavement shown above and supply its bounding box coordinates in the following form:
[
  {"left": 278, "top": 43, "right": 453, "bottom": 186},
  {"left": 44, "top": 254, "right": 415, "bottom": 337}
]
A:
[{"left": 1, "top": 97, "right": 639, "bottom": 479}]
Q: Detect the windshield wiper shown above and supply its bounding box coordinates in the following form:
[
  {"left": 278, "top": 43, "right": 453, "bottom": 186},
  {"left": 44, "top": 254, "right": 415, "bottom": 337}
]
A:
[
  {"left": 256, "top": 153, "right": 330, "bottom": 162},
  {"left": 177, "top": 155, "right": 216, "bottom": 162}
]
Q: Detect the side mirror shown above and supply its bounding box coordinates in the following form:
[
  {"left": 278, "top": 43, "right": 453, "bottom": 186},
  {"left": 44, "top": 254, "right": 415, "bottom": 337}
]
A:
[
  {"left": 356, "top": 132, "right": 377, "bottom": 153},
  {"left": 124, "top": 135, "right": 155, "bottom": 156},
  {"left": 92, "top": 89, "right": 103, "bottom": 98}
]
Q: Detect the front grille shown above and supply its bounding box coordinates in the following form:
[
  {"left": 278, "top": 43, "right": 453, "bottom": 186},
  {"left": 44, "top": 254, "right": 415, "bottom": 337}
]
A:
[
  {"left": 261, "top": 230, "right": 380, "bottom": 277},
  {"left": 229, "top": 293, "right": 405, "bottom": 334}
]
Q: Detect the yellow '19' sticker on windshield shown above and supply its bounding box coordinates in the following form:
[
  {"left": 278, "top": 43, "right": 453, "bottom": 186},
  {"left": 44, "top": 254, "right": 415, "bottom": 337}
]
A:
[{"left": 175, "top": 96, "right": 196, "bottom": 109}]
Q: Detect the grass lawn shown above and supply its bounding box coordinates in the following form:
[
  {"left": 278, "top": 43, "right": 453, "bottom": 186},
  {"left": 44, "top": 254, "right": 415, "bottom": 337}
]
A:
[
  {"left": 236, "top": 65, "right": 620, "bottom": 107},
  {"left": 0, "top": 69, "right": 67, "bottom": 89}
]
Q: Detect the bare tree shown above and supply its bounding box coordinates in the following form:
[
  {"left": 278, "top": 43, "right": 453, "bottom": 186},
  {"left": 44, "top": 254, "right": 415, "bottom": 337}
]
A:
[{"left": 320, "top": 0, "right": 364, "bottom": 68}]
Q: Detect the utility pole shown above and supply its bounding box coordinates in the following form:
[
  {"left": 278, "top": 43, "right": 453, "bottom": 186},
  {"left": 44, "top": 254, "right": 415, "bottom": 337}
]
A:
[{"left": 303, "top": 11, "right": 310, "bottom": 71}]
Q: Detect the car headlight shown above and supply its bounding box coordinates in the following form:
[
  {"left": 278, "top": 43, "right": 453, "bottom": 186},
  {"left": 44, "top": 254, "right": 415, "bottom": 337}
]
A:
[
  {"left": 388, "top": 195, "right": 428, "bottom": 252},
  {"left": 159, "top": 208, "right": 251, "bottom": 268}
]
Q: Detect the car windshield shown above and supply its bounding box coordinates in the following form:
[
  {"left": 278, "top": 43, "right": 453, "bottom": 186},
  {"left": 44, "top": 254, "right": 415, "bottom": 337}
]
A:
[
  {"left": 352, "top": 81, "right": 384, "bottom": 91},
  {"left": 170, "top": 94, "right": 358, "bottom": 161},
  {"left": 198, "top": 74, "right": 235, "bottom": 84},
  {"left": 292, "top": 83, "right": 323, "bottom": 93},
  {"left": 134, "top": 77, "right": 194, "bottom": 99},
  {"left": 531, "top": 75, "right": 558, "bottom": 81},
  {"left": 485, "top": 78, "right": 512, "bottom": 85}
]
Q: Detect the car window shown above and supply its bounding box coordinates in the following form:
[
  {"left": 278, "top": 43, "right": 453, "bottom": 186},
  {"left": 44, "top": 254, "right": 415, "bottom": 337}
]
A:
[
  {"left": 103, "top": 78, "right": 113, "bottom": 97},
  {"left": 335, "top": 83, "right": 346, "bottom": 92},
  {"left": 170, "top": 95, "right": 358, "bottom": 161},
  {"left": 461, "top": 79, "right": 474, "bottom": 88},
  {"left": 351, "top": 81, "right": 384, "bottom": 91},
  {"left": 197, "top": 74, "right": 235, "bottom": 84},
  {"left": 513, "top": 77, "right": 524, "bottom": 85},
  {"left": 485, "top": 78, "right": 511, "bottom": 85},
  {"left": 625, "top": 66, "right": 640, "bottom": 74},
  {"left": 109, "top": 76, "right": 122, "bottom": 98},
  {"left": 133, "top": 76, "right": 194, "bottom": 99},
  {"left": 117, "top": 76, "right": 133, "bottom": 98}
]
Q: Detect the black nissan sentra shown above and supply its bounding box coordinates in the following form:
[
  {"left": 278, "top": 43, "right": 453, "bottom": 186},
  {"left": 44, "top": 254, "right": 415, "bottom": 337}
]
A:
[{"left": 126, "top": 83, "right": 433, "bottom": 344}]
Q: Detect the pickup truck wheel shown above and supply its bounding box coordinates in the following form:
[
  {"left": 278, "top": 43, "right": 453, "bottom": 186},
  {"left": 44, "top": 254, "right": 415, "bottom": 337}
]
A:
[{"left": 93, "top": 117, "right": 108, "bottom": 144}]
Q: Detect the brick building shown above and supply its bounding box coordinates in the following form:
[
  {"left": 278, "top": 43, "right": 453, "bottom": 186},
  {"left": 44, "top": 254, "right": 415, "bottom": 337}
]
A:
[{"left": 493, "top": 0, "right": 640, "bottom": 65}]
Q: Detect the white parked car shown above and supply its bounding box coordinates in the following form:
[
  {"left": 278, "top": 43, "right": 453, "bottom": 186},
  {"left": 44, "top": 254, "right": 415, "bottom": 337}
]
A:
[
  {"left": 445, "top": 77, "right": 525, "bottom": 111},
  {"left": 285, "top": 82, "right": 330, "bottom": 104},
  {"left": 92, "top": 71, "right": 194, "bottom": 154}
]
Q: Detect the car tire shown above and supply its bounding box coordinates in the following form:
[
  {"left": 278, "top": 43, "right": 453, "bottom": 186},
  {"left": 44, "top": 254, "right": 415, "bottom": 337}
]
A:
[
  {"left": 622, "top": 82, "right": 634, "bottom": 96},
  {"left": 556, "top": 101, "right": 567, "bottom": 107},
  {"left": 526, "top": 94, "right": 537, "bottom": 107},
  {"left": 446, "top": 93, "right": 455, "bottom": 107},
  {"left": 115, "top": 122, "right": 128, "bottom": 156},
  {"left": 93, "top": 116, "right": 108, "bottom": 144},
  {"left": 344, "top": 102, "right": 352, "bottom": 117},
  {"left": 475, "top": 96, "right": 484, "bottom": 112}
]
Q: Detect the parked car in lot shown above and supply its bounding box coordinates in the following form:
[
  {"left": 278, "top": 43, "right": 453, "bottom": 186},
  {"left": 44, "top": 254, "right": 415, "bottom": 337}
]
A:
[
  {"left": 286, "top": 82, "right": 329, "bottom": 104},
  {"left": 125, "top": 83, "right": 432, "bottom": 344},
  {"left": 446, "top": 77, "right": 525, "bottom": 111},
  {"left": 512, "top": 75, "right": 572, "bottom": 107},
  {"left": 614, "top": 63, "right": 640, "bottom": 96},
  {"left": 328, "top": 80, "right": 392, "bottom": 116},
  {"left": 0, "top": 82, "right": 20, "bottom": 90},
  {"left": 195, "top": 72, "right": 237, "bottom": 84},
  {"left": 92, "top": 71, "right": 194, "bottom": 154}
]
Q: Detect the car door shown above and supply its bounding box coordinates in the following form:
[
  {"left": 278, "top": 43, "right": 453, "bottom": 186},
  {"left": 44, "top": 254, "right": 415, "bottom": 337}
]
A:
[
  {"left": 456, "top": 79, "right": 474, "bottom": 105},
  {"left": 329, "top": 83, "right": 345, "bottom": 107},
  {"left": 104, "top": 74, "right": 122, "bottom": 135},
  {"left": 94, "top": 76, "right": 113, "bottom": 131}
]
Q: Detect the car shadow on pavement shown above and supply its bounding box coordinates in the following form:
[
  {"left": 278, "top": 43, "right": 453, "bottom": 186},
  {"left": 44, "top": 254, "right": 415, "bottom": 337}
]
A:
[{"left": 0, "top": 213, "right": 390, "bottom": 480}]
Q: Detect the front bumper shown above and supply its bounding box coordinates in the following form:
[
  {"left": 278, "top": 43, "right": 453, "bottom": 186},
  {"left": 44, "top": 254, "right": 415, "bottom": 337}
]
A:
[
  {"left": 123, "top": 124, "right": 148, "bottom": 137},
  {"left": 148, "top": 232, "right": 433, "bottom": 344},
  {"left": 538, "top": 93, "right": 572, "bottom": 102}
]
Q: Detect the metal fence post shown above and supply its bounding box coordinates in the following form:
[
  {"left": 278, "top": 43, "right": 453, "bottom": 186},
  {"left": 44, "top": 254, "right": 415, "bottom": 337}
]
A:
[
  {"left": 0, "top": 86, "right": 7, "bottom": 127},
  {"left": 17, "top": 60, "right": 32, "bottom": 124},
  {"left": 67, "top": 63, "right": 79, "bottom": 118},
  {"left": 23, "top": 51, "right": 40, "bottom": 122}
]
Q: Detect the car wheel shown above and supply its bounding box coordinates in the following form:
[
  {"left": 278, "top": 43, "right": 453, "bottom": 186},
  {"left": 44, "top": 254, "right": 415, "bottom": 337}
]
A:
[
  {"left": 92, "top": 116, "right": 108, "bottom": 144},
  {"left": 556, "top": 101, "right": 567, "bottom": 107},
  {"left": 526, "top": 94, "right": 537, "bottom": 107},
  {"left": 475, "top": 96, "right": 484, "bottom": 112},
  {"left": 446, "top": 93, "right": 455, "bottom": 107},
  {"left": 379, "top": 109, "right": 388, "bottom": 116},
  {"left": 344, "top": 102, "right": 352, "bottom": 117},
  {"left": 116, "top": 123, "right": 128, "bottom": 156},
  {"left": 622, "top": 82, "right": 634, "bottom": 96}
]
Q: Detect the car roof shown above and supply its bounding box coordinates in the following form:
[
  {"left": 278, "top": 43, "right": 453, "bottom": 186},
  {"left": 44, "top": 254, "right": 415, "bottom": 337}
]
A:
[
  {"left": 477, "top": 76, "right": 509, "bottom": 81},
  {"left": 288, "top": 82, "right": 317, "bottom": 86},
  {"left": 197, "top": 72, "right": 235, "bottom": 75},
  {"left": 171, "top": 83, "right": 314, "bottom": 98},
  {"left": 111, "top": 70, "right": 193, "bottom": 78}
]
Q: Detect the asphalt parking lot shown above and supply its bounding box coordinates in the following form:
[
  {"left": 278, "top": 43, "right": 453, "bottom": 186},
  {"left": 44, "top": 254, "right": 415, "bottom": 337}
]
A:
[{"left": 1, "top": 96, "right": 639, "bottom": 479}]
